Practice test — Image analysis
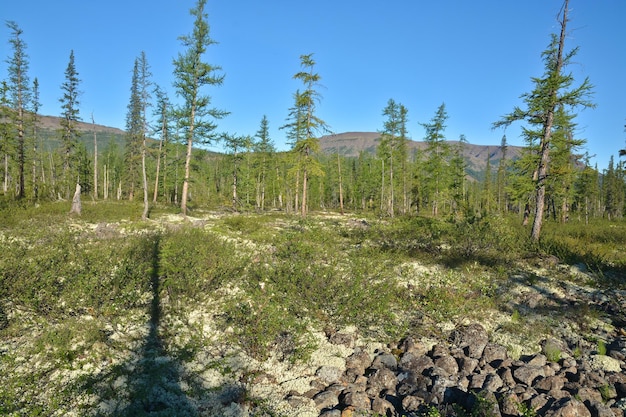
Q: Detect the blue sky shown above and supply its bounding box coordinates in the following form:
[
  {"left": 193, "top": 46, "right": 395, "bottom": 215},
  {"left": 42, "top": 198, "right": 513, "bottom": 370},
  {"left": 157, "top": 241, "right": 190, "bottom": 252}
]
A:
[{"left": 2, "top": 0, "right": 625, "bottom": 170}]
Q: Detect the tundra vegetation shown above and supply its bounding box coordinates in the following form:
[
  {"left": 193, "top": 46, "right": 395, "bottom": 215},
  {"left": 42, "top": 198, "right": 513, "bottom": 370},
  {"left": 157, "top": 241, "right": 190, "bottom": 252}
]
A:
[{"left": 1, "top": 0, "right": 626, "bottom": 415}]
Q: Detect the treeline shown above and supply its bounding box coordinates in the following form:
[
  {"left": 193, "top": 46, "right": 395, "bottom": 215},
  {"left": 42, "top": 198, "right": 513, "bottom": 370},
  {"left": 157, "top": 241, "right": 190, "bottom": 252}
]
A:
[{"left": 1, "top": 1, "right": 625, "bottom": 231}]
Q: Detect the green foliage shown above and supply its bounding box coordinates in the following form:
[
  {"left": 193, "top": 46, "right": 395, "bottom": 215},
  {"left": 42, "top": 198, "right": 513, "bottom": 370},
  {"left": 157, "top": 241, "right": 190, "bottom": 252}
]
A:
[
  {"left": 159, "top": 227, "right": 248, "bottom": 301},
  {"left": 597, "top": 339, "right": 607, "bottom": 356}
]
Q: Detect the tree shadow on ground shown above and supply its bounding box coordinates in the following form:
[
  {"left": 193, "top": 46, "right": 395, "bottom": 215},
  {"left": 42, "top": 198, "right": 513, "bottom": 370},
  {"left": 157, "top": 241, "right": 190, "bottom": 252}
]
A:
[{"left": 78, "top": 233, "right": 247, "bottom": 417}]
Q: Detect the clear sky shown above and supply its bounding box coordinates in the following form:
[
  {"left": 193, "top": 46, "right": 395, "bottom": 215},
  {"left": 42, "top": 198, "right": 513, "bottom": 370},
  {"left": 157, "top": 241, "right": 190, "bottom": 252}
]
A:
[{"left": 2, "top": 0, "right": 625, "bottom": 170}]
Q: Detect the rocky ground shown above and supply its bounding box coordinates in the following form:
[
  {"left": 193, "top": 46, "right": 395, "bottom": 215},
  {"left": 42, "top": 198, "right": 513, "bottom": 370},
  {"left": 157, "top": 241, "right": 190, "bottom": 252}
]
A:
[{"left": 1, "top": 212, "right": 625, "bottom": 416}]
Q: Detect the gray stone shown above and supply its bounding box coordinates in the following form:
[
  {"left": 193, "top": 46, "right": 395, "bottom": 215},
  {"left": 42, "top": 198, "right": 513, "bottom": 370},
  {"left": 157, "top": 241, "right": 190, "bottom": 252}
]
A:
[
  {"left": 454, "top": 323, "right": 489, "bottom": 359},
  {"left": 401, "top": 395, "right": 423, "bottom": 412},
  {"left": 371, "top": 352, "right": 398, "bottom": 371},
  {"left": 434, "top": 354, "right": 459, "bottom": 375},
  {"left": 399, "top": 353, "right": 434, "bottom": 374},
  {"left": 544, "top": 398, "right": 591, "bottom": 417},
  {"left": 482, "top": 343, "right": 508, "bottom": 366},
  {"left": 588, "top": 401, "right": 616, "bottom": 417},
  {"left": 513, "top": 365, "right": 545, "bottom": 386},
  {"left": 371, "top": 397, "right": 394, "bottom": 416},
  {"left": 313, "top": 390, "right": 339, "bottom": 410},
  {"left": 316, "top": 366, "right": 343, "bottom": 385},
  {"left": 341, "top": 390, "right": 371, "bottom": 411}
]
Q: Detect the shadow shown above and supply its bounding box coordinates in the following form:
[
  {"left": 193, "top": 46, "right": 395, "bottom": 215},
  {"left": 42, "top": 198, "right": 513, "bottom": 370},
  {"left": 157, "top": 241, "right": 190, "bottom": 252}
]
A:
[{"left": 76, "top": 233, "right": 248, "bottom": 417}]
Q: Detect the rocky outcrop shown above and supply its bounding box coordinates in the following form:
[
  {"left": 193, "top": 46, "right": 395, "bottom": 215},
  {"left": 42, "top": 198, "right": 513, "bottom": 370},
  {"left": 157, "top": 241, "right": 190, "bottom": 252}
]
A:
[{"left": 292, "top": 324, "right": 626, "bottom": 417}]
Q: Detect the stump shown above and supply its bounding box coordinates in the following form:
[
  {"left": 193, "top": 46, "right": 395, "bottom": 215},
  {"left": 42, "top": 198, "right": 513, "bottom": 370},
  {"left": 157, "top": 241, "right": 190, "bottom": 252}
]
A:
[{"left": 70, "top": 183, "right": 82, "bottom": 215}]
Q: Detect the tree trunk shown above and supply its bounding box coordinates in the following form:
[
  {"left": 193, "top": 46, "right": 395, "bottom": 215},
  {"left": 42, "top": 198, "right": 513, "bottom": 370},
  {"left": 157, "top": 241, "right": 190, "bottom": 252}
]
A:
[
  {"left": 530, "top": 0, "right": 568, "bottom": 241},
  {"left": 337, "top": 153, "right": 344, "bottom": 215},
  {"left": 70, "top": 183, "right": 81, "bottom": 215},
  {"left": 92, "top": 114, "right": 98, "bottom": 199},
  {"left": 141, "top": 134, "right": 149, "bottom": 220}
]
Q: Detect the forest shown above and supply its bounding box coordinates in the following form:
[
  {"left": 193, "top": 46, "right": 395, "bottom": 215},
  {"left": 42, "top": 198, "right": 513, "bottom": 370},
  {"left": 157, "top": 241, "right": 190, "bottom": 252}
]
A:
[{"left": 1, "top": 1, "right": 625, "bottom": 237}]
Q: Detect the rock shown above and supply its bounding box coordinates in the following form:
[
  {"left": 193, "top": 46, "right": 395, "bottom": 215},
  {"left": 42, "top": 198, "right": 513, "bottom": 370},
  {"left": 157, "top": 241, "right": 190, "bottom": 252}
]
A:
[
  {"left": 313, "top": 390, "right": 339, "bottom": 410},
  {"left": 588, "top": 401, "right": 616, "bottom": 417},
  {"left": 316, "top": 366, "right": 344, "bottom": 386},
  {"left": 458, "top": 356, "right": 479, "bottom": 375},
  {"left": 371, "top": 352, "right": 398, "bottom": 371},
  {"left": 340, "top": 391, "right": 370, "bottom": 411},
  {"left": 453, "top": 323, "right": 489, "bottom": 359},
  {"left": 399, "top": 353, "right": 434, "bottom": 374},
  {"left": 535, "top": 375, "right": 567, "bottom": 393},
  {"left": 575, "top": 387, "right": 603, "bottom": 405},
  {"left": 366, "top": 367, "right": 397, "bottom": 396},
  {"left": 371, "top": 397, "right": 394, "bottom": 416},
  {"left": 545, "top": 398, "right": 591, "bottom": 417},
  {"left": 434, "top": 354, "right": 459, "bottom": 376},
  {"left": 319, "top": 410, "right": 341, "bottom": 417},
  {"left": 483, "top": 373, "right": 504, "bottom": 392},
  {"left": 513, "top": 365, "right": 545, "bottom": 386},
  {"left": 500, "top": 392, "right": 521, "bottom": 417},
  {"left": 345, "top": 350, "right": 371, "bottom": 372},
  {"left": 401, "top": 395, "right": 423, "bottom": 412},
  {"left": 482, "top": 343, "right": 509, "bottom": 366}
]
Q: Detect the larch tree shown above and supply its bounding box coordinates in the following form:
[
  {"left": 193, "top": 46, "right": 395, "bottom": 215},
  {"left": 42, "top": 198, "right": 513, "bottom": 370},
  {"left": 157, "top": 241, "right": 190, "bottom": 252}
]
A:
[
  {"left": 173, "top": 0, "right": 227, "bottom": 217},
  {"left": 493, "top": 0, "right": 594, "bottom": 241},
  {"left": 30, "top": 78, "right": 41, "bottom": 199},
  {"left": 421, "top": 103, "right": 450, "bottom": 217},
  {"left": 58, "top": 50, "right": 82, "bottom": 199},
  {"left": 152, "top": 85, "right": 171, "bottom": 203},
  {"left": 0, "top": 81, "right": 12, "bottom": 196},
  {"left": 138, "top": 52, "right": 152, "bottom": 219},
  {"left": 287, "top": 53, "right": 330, "bottom": 217},
  {"left": 6, "top": 21, "right": 30, "bottom": 199}
]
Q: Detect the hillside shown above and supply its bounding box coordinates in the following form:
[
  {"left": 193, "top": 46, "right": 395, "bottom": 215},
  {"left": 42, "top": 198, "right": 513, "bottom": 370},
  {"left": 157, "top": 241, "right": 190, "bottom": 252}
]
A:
[
  {"left": 30, "top": 115, "right": 518, "bottom": 177},
  {"left": 319, "top": 132, "right": 522, "bottom": 177}
]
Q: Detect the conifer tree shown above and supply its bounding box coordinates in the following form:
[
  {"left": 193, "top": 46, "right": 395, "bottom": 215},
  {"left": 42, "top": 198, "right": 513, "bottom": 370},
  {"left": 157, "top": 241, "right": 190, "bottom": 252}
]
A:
[
  {"left": 286, "top": 54, "right": 330, "bottom": 216},
  {"left": 6, "top": 21, "right": 30, "bottom": 199},
  {"left": 449, "top": 134, "right": 467, "bottom": 216},
  {"left": 421, "top": 103, "right": 450, "bottom": 216},
  {"left": 152, "top": 86, "right": 171, "bottom": 203},
  {"left": 173, "top": 0, "right": 227, "bottom": 217},
  {"left": 58, "top": 50, "right": 82, "bottom": 199},
  {"left": 493, "top": 0, "right": 594, "bottom": 240},
  {"left": 253, "top": 115, "right": 275, "bottom": 210},
  {"left": 30, "top": 78, "right": 41, "bottom": 199},
  {"left": 125, "top": 58, "right": 142, "bottom": 201}
]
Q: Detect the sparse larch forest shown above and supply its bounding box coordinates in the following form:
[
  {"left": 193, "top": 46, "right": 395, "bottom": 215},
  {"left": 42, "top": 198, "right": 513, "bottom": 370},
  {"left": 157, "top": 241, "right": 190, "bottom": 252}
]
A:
[{"left": 1, "top": 0, "right": 625, "bottom": 416}]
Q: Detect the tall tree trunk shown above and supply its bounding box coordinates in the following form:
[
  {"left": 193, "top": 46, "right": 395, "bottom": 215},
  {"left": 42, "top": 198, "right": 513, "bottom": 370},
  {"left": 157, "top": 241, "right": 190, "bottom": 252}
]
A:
[
  {"left": 92, "top": 114, "right": 98, "bottom": 199},
  {"left": 153, "top": 132, "right": 164, "bottom": 203},
  {"left": 141, "top": 133, "right": 149, "bottom": 220},
  {"left": 337, "top": 153, "right": 344, "bottom": 215},
  {"left": 181, "top": 109, "right": 195, "bottom": 217}
]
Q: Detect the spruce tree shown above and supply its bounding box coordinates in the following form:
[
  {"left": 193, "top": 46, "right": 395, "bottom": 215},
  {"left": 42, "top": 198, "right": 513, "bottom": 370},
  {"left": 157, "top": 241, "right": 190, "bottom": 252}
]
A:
[
  {"left": 173, "top": 0, "right": 227, "bottom": 217},
  {"left": 58, "top": 50, "right": 82, "bottom": 199},
  {"left": 6, "top": 21, "right": 30, "bottom": 199}
]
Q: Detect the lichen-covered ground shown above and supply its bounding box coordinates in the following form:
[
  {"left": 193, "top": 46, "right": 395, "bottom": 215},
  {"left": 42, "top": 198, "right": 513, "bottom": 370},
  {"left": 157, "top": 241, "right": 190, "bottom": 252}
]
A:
[{"left": 1, "top": 209, "right": 624, "bottom": 416}]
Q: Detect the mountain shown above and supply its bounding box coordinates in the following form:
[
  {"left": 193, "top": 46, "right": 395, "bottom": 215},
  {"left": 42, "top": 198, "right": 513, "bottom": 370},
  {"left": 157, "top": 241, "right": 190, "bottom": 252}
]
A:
[{"left": 318, "top": 132, "right": 522, "bottom": 179}]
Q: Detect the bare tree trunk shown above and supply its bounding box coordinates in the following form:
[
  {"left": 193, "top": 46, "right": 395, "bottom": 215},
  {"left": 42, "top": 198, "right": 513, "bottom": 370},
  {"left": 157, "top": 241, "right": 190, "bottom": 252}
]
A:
[
  {"left": 92, "top": 114, "right": 98, "bottom": 199},
  {"left": 337, "top": 153, "right": 344, "bottom": 215},
  {"left": 141, "top": 134, "right": 149, "bottom": 220},
  {"left": 70, "top": 183, "right": 81, "bottom": 215}
]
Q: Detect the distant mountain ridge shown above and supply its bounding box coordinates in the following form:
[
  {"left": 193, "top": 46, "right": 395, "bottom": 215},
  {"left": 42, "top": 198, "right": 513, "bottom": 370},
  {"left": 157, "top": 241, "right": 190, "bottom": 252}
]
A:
[
  {"left": 318, "top": 132, "right": 522, "bottom": 178},
  {"left": 28, "top": 115, "right": 518, "bottom": 178}
]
